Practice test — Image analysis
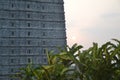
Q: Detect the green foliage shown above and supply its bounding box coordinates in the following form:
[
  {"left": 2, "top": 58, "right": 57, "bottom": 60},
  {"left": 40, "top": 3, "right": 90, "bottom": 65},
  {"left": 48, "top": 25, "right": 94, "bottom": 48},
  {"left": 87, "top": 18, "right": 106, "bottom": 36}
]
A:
[{"left": 15, "top": 39, "right": 120, "bottom": 80}]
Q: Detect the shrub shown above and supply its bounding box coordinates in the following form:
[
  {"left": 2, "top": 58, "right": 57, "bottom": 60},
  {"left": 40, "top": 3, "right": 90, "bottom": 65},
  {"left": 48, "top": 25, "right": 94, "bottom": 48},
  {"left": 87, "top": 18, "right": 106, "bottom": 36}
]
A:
[{"left": 15, "top": 39, "right": 120, "bottom": 80}]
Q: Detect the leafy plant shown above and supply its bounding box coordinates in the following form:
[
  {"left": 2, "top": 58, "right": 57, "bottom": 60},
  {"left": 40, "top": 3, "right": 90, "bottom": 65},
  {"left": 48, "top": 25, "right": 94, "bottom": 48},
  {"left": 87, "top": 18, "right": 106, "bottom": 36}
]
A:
[{"left": 15, "top": 39, "right": 120, "bottom": 80}]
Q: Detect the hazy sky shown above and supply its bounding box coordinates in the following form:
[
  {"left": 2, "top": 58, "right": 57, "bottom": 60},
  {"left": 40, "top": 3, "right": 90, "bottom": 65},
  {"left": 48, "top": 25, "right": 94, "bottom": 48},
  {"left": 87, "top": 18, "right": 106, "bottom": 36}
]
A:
[{"left": 64, "top": 0, "right": 120, "bottom": 48}]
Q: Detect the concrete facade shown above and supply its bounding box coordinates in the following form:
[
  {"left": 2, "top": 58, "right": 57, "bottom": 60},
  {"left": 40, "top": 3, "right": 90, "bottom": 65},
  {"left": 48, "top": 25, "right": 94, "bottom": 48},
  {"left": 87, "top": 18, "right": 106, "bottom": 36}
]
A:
[{"left": 0, "top": 0, "right": 66, "bottom": 80}]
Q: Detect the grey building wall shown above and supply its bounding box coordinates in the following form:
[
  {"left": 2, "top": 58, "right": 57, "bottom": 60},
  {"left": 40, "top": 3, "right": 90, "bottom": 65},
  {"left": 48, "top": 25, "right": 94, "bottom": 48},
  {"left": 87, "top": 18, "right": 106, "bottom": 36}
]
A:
[{"left": 0, "top": 0, "right": 66, "bottom": 80}]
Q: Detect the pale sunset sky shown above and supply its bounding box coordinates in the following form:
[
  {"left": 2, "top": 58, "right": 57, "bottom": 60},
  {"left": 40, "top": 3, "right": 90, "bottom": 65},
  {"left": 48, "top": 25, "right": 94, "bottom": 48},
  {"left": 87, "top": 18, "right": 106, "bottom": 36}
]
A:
[{"left": 64, "top": 0, "right": 120, "bottom": 48}]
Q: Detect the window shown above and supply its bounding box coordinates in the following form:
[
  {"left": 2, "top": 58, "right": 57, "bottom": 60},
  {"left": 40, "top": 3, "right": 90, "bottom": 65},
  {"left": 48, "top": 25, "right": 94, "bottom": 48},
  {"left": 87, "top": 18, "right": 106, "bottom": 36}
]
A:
[
  {"left": 11, "top": 68, "right": 14, "bottom": 72},
  {"left": 11, "top": 4, "right": 14, "bottom": 8},
  {"left": 27, "top": 50, "right": 31, "bottom": 54},
  {"left": 41, "top": 15, "right": 45, "bottom": 19},
  {"left": 42, "top": 41, "right": 46, "bottom": 45},
  {"left": 28, "top": 58, "right": 32, "bottom": 63},
  {"left": 11, "top": 13, "right": 14, "bottom": 18},
  {"left": 11, "top": 31, "right": 14, "bottom": 36},
  {"left": 27, "top": 14, "right": 30, "bottom": 18},
  {"left": 43, "top": 49, "right": 46, "bottom": 54},
  {"left": 42, "top": 23, "right": 45, "bottom": 28},
  {"left": 11, "top": 40, "right": 14, "bottom": 45},
  {"left": 11, "top": 22, "right": 14, "bottom": 27},
  {"left": 42, "top": 32, "right": 46, "bottom": 36},
  {"left": 62, "top": 15, "right": 65, "bottom": 20},
  {"left": 43, "top": 58, "right": 47, "bottom": 63},
  {"left": 27, "top": 4, "right": 30, "bottom": 8},
  {"left": 42, "top": 6, "right": 45, "bottom": 10},
  {"left": 28, "top": 32, "right": 30, "bottom": 36},
  {"left": 11, "top": 50, "right": 14, "bottom": 54},
  {"left": 28, "top": 23, "right": 30, "bottom": 27},
  {"left": 11, "top": 59, "right": 14, "bottom": 63},
  {"left": 27, "top": 40, "right": 31, "bottom": 45}
]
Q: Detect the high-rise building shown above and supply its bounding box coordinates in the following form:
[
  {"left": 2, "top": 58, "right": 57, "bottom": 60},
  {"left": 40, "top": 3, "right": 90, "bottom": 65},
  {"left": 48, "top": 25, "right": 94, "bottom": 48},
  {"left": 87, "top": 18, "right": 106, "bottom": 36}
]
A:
[{"left": 0, "top": 0, "right": 66, "bottom": 80}]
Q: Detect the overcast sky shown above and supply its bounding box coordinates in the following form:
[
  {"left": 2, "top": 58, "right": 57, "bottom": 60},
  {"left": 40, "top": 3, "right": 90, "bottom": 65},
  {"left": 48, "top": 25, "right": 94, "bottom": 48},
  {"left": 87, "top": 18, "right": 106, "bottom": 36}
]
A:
[{"left": 64, "top": 0, "right": 120, "bottom": 48}]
